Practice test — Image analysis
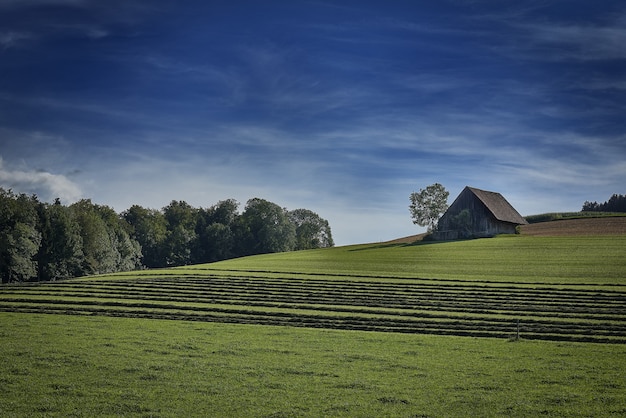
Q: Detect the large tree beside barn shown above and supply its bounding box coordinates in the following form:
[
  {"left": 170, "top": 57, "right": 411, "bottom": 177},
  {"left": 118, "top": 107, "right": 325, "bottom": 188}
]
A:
[{"left": 409, "top": 183, "right": 449, "bottom": 232}]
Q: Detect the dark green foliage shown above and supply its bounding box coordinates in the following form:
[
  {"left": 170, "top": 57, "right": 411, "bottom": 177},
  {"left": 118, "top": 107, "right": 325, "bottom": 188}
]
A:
[
  {"left": 192, "top": 199, "right": 239, "bottom": 263},
  {"left": 36, "top": 201, "right": 83, "bottom": 281},
  {"left": 239, "top": 198, "right": 296, "bottom": 255},
  {"left": 582, "top": 193, "right": 626, "bottom": 212},
  {"left": 288, "top": 208, "right": 334, "bottom": 250},
  {"left": 163, "top": 200, "right": 198, "bottom": 266},
  {"left": 70, "top": 200, "right": 142, "bottom": 275},
  {"left": 0, "top": 190, "right": 41, "bottom": 283},
  {"left": 122, "top": 205, "right": 167, "bottom": 268},
  {"left": 0, "top": 188, "right": 333, "bottom": 281}
]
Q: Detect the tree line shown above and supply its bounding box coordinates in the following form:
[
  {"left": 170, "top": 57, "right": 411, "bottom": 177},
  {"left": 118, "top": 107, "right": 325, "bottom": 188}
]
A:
[
  {"left": 582, "top": 193, "right": 626, "bottom": 213},
  {"left": 0, "top": 188, "right": 333, "bottom": 283}
]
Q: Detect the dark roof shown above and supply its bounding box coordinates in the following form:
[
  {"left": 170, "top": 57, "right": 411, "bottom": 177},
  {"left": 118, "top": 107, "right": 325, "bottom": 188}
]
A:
[{"left": 466, "top": 187, "right": 528, "bottom": 225}]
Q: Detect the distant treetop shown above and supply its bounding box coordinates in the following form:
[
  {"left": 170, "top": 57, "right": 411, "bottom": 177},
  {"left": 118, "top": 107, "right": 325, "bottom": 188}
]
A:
[{"left": 582, "top": 194, "right": 626, "bottom": 213}]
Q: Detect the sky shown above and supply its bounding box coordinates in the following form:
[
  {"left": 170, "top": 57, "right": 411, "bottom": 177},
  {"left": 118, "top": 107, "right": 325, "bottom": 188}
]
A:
[{"left": 1, "top": 0, "right": 625, "bottom": 245}]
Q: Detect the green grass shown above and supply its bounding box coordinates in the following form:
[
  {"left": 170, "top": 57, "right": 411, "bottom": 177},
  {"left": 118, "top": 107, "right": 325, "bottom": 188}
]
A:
[
  {"left": 1, "top": 234, "right": 625, "bottom": 416},
  {"left": 2, "top": 235, "right": 624, "bottom": 343},
  {"left": 196, "top": 235, "right": 626, "bottom": 285},
  {"left": 1, "top": 312, "right": 625, "bottom": 417}
]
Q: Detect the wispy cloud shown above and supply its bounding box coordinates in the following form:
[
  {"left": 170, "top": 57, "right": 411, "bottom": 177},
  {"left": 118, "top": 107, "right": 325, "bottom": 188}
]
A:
[
  {"left": 518, "top": 22, "right": 626, "bottom": 61},
  {"left": 0, "top": 31, "right": 31, "bottom": 49},
  {"left": 474, "top": 6, "right": 626, "bottom": 63},
  {"left": 2, "top": 1, "right": 624, "bottom": 244},
  {"left": 0, "top": 157, "right": 82, "bottom": 203}
]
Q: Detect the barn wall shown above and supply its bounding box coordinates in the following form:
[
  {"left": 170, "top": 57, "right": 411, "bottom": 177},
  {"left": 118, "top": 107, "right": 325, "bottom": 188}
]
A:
[{"left": 434, "top": 188, "right": 518, "bottom": 240}]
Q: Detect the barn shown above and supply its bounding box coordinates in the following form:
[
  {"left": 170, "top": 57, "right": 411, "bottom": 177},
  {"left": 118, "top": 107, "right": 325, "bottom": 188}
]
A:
[{"left": 433, "top": 186, "right": 528, "bottom": 240}]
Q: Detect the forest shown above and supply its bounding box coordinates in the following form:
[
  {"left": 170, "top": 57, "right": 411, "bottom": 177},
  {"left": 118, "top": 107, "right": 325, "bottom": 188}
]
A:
[
  {"left": 582, "top": 193, "right": 626, "bottom": 213},
  {"left": 0, "top": 188, "right": 333, "bottom": 283}
]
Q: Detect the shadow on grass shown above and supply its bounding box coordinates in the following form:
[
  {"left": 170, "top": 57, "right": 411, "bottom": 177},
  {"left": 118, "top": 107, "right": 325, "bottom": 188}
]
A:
[{"left": 348, "top": 236, "right": 472, "bottom": 252}]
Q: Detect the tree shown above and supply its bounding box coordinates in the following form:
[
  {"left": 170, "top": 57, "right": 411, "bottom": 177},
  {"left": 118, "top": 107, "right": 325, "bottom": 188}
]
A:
[
  {"left": 239, "top": 198, "right": 295, "bottom": 255},
  {"left": 409, "top": 183, "right": 449, "bottom": 232},
  {"left": 0, "top": 189, "right": 42, "bottom": 282},
  {"left": 288, "top": 208, "right": 334, "bottom": 250},
  {"left": 95, "top": 204, "right": 142, "bottom": 272},
  {"left": 71, "top": 200, "right": 116, "bottom": 275},
  {"left": 163, "top": 200, "right": 198, "bottom": 266},
  {"left": 37, "top": 201, "right": 84, "bottom": 281},
  {"left": 0, "top": 188, "right": 336, "bottom": 279},
  {"left": 192, "top": 199, "right": 239, "bottom": 263},
  {"left": 196, "top": 222, "right": 235, "bottom": 262},
  {"left": 70, "top": 199, "right": 141, "bottom": 275},
  {"left": 582, "top": 194, "right": 626, "bottom": 213},
  {"left": 1, "top": 222, "right": 41, "bottom": 282},
  {"left": 123, "top": 205, "right": 168, "bottom": 268},
  {"left": 582, "top": 201, "right": 600, "bottom": 212}
]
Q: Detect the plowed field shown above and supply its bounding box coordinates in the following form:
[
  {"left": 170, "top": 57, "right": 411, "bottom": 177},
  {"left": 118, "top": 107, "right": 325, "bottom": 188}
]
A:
[{"left": 520, "top": 217, "right": 626, "bottom": 236}]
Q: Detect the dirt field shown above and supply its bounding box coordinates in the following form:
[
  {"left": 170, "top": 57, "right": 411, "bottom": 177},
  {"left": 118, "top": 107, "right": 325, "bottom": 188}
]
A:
[{"left": 520, "top": 217, "right": 626, "bottom": 236}]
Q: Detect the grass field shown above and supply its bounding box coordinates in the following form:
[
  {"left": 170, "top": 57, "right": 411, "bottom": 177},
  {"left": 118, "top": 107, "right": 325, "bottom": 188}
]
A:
[
  {"left": 201, "top": 234, "right": 626, "bottom": 284},
  {"left": 1, "top": 220, "right": 625, "bottom": 416},
  {"left": 1, "top": 313, "right": 625, "bottom": 417}
]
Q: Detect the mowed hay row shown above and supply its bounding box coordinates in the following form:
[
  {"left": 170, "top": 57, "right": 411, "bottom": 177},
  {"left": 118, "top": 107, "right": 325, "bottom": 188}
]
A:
[
  {"left": 1, "top": 274, "right": 625, "bottom": 343},
  {"left": 3, "top": 276, "right": 626, "bottom": 319},
  {"left": 7, "top": 274, "right": 626, "bottom": 317},
  {"left": 4, "top": 295, "right": 624, "bottom": 343}
]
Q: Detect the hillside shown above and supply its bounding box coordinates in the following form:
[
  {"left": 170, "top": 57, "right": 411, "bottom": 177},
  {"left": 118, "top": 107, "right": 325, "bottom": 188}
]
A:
[
  {"left": 1, "top": 229, "right": 625, "bottom": 343},
  {"left": 1, "top": 220, "right": 625, "bottom": 416},
  {"left": 520, "top": 216, "right": 626, "bottom": 236}
]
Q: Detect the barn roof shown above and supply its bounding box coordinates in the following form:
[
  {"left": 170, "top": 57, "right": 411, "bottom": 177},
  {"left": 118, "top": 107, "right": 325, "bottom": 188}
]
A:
[{"left": 466, "top": 187, "right": 528, "bottom": 225}]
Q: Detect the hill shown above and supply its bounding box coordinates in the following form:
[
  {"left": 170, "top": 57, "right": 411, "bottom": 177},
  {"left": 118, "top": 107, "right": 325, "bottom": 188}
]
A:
[
  {"left": 1, "top": 220, "right": 625, "bottom": 416},
  {"left": 2, "top": 231, "right": 625, "bottom": 343},
  {"left": 520, "top": 216, "right": 626, "bottom": 236}
]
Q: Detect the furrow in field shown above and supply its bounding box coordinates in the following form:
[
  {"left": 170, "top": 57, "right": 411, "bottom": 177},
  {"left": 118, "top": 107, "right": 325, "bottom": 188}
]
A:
[{"left": 2, "top": 272, "right": 625, "bottom": 343}]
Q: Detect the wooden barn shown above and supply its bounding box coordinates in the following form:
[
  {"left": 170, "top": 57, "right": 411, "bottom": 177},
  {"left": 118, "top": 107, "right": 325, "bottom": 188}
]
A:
[{"left": 433, "top": 186, "right": 528, "bottom": 240}]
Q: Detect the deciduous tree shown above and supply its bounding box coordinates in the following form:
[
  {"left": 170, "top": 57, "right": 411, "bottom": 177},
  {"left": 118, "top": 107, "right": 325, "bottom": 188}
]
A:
[
  {"left": 37, "top": 201, "right": 83, "bottom": 281},
  {"left": 0, "top": 189, "right": 42, "bottom": 282},
  {"left": 239, "top": 198, "right": 295, "bottom": 255},
  {"left": 409, "top": 183, "right": 449, "bottom": 232},
  {"left": 163, "top": 200, "right": 198, "bottom": 266},
  {"left": 288, "top": 208, "right": 334, "bottom": 250},
  {"left": 123, "top": 205, "right": 168, "bottom": 268}
]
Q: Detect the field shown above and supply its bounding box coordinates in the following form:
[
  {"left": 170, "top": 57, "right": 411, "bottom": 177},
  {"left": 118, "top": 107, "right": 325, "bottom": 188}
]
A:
[
  {"left": 1, "top": 313, "right": 625, "bottom": 417},
  {"left": 521, "top": 216, "right": 626, "bottom": 236},
  {"left": 1, "top": 218, "right": 625, "bottom": 416}
]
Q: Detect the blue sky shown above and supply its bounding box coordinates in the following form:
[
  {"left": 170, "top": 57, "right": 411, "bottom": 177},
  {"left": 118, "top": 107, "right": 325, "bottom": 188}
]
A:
[{"left": 1, "top": 0, "right": 625, "bottom": 245}]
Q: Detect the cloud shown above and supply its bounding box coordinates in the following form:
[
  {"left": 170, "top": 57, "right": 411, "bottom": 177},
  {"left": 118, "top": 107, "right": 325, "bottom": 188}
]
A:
[
  {"left": 0, "top": 0, "right": 157, "bottom": 48},
  {"left": 520, "top": 22, "right": 626, "bottom": 61},
  {"left": 473, "top": 7, "right": 626, "bottom": 63},
  {"left": 0, "top": 157, "right": 82, "bottom": 203},
  {"left": 0, "top": 31, "right": 31, "bottom": 49}
]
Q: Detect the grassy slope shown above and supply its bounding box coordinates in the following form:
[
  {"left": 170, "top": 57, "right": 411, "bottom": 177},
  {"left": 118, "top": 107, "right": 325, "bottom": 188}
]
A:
[
  {"left": 1, "top": 220, "right": 625, "bottom": 416},
  {"left": 197, "top": 235, "right": 626, "bottom": 285}
]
